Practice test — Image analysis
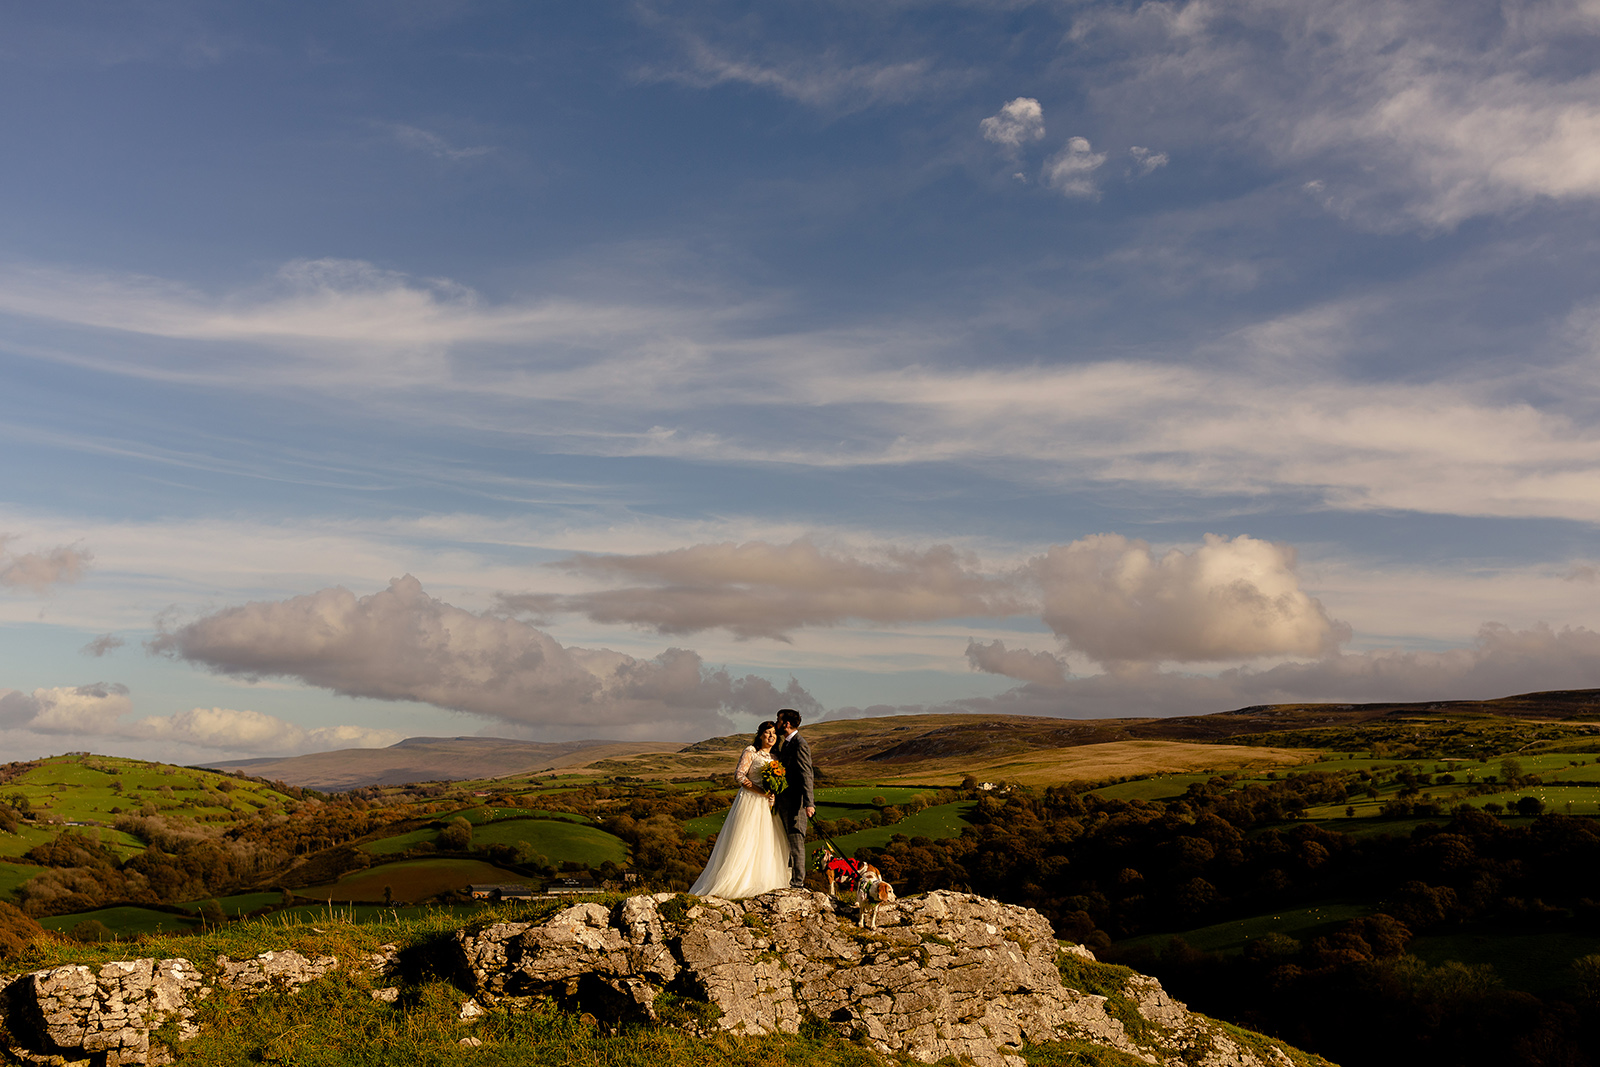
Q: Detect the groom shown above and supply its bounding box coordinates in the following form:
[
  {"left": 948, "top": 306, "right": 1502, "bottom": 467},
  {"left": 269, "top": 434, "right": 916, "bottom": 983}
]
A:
[{"left": 773, "top": 708, "right": 815, "bottom": 888}]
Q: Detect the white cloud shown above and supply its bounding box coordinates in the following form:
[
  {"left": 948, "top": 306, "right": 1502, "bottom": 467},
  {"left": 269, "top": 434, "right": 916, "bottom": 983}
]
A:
[
  {"left": 0, "top": 682, "right": 401, "bottom": 756},
  {"left": 845, "top": 622, "right": 1600, "bottom": 721},
  {"left": 981, "top": 97, "right": 1046, "bottom": 152},
  {"left": 1042, "top": 137, "right": 1106, "bottom": 198},
  {"left": 7, "top": 258, "right": 1600, "bottom": 527},
  {"left": 1073, "top": 0, "right": 1600, "bottom": 226},
  {"left": 1130, "top": 146, "right": 1169, "bottom": 174},
  {"left": 0, "top": 535, "right": 92, "bottom": 594},
  {"left": 1034, "top": 533, "right": 1347, "bottom": 665},
  {"left": 378, "top": 122, "right": 494, "bottom": 162},
  {"left": 151, "top": 575, "right": 820, "bottom": 737},
  {"left": 647, "top": 35, "right": 946, "bottom": 111},
  {"left": 127, "top": 706, "right": 402, "bottom": 753},
  {"left": 506, "top": 539, "right": 1026, "bottom": 640},
  {"left": 0, "top": 683, "right": 131, "bottom": 734},
  {"left": 965, "top": 639, "right": 1067, "bottom": 686}
]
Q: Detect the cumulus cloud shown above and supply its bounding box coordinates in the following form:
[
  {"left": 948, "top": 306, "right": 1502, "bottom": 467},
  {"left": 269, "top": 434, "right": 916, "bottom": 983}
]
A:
[
  {"left": 965, "top": 639, "right": 1068, "bottom": 687},
  {"left": 1035, "top": 534, "right": 1348, "bottom": 665},
  {"left": 0, "top": 683, "right": 131, "bottom": 734},
  {"left": 0, "top": 683, "right": 400, "bottom": 756},
  {"left": 840, "top": 622, "right": 1600, "bottom": 722},
  {"left": 153, "top": 574, "right": 819, "bottom": 737},
  {"left": 0, "top": 536, "right": 92, "bottom": 594},
  {"left": 126, "top": 707, "right": 402, "bottom": 753},
  {"left": 1042, "top": 137, "right": 1106, "bottom": 197},
  {"left": 981, "top": 97, "right": 1046, "bottom": 153},
  {"left": 504, "top": 539, "right": 1026, "bottom": 640},
  {"left": 80, "top": 634, "right": 124, "bottom": 657}
]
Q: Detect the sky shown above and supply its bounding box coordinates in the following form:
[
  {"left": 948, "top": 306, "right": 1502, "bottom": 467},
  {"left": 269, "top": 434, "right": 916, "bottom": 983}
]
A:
[{"left": 3, "top": 0, "right": 1600, "bottom": 765}]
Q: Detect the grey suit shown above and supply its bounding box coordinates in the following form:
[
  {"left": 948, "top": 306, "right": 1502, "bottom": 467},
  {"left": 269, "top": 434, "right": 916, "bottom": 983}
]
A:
[{"left": 774, "top": 730, "right": 815, "bottom": 887}]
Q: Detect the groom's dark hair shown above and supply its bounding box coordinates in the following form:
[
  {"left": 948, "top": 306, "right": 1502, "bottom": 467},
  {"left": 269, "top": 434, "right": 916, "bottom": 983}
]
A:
[{"left": 776, "top": 708, "right": 801, "bottom": 729}]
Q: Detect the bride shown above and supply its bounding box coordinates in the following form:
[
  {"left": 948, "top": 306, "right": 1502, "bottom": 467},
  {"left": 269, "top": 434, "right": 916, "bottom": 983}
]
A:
[{"left": 689, "top": 721, "right": 792, "bottom": 898}]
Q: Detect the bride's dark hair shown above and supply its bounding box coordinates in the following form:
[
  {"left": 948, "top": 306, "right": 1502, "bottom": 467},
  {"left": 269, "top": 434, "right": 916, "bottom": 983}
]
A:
[{"left": 752, "top": 720, "right": 778, "bottom": 749}]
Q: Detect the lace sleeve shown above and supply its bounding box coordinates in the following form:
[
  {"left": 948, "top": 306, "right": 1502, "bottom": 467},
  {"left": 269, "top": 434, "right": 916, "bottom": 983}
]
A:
[{"left": 735, "top": 746, "right": 757, "bottom": 789}]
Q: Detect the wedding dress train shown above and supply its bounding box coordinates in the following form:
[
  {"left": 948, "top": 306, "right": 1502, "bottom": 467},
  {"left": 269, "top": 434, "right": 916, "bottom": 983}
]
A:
[{"left": 689, "top": 745, "right": 791, "bottom": 898}]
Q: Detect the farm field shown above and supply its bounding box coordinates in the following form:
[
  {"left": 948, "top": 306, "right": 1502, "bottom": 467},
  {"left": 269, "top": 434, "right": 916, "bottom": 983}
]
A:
[
  {"left": 1409, "top": 928, "right": 1600, "bottom": 995},
  {"left": 0, "top": 863, "right": 47, "bottom": 897},
  {"left": 1114, "top": 902, "right": 1372, "bottom": 957},
  {"left": 812, "top": 801, "right": 977, "bottom": 857},
  {"left": 38, "top": 905, "right": 198, "bottom": 938},
  {"left": 178, "top": 892, "right": 284, "bottom": 917},
  {"left": 362, "top": 817, "right": 627, "bottom": 866},
  {"left": 865, "top": 740, "right": 1318, "bottom": 788},
  {"left": 684, "top": 785, "right": 937, "bottom": 837},
  {"left": 1087, "top": 773, "right": 1217, "bottom": 801},
  {"left": 302, "top": 858, "right": 525, "bottom": 904}
]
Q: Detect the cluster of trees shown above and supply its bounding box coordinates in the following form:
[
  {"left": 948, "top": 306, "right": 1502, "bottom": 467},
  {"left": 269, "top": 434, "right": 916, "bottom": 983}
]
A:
[{"left": 849, "top": 771, "right": 1600, "bottom": 1066}]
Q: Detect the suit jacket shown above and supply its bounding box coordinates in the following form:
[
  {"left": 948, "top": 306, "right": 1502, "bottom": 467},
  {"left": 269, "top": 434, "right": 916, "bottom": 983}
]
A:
[{"left": 775, "top": 731, "right": 815, "bottom": 835}]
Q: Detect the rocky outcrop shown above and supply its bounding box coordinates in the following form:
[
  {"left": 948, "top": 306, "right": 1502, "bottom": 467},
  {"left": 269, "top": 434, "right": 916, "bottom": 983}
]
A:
[
  {"left": 0, "top": 892, "right": 1322, "bottom": 1067},
  {"left": 456, "top": 889, "right": 1309, "bottom": 1067},
  {"left": 4, "top": 958, "right": 206, "bottom": 1066}
]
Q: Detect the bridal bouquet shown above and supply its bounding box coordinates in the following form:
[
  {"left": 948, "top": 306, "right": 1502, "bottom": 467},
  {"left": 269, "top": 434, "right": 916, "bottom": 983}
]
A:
[{"left": 762, "top": 761, "right": 789, "bottom": 799}]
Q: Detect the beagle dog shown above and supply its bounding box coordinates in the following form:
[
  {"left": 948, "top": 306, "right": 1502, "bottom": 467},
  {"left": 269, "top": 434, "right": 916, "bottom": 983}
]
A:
[{"left": 818, "top": 843, "right": 897, "bottom": 928}]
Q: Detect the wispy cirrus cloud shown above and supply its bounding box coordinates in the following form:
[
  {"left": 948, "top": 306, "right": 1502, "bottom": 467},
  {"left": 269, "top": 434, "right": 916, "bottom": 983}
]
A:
[
  {"left": 376, "top": 122, "right": 495, "bottom": 162},
  {"left": 1071, "top": 0, "right": 1600, "bottom": 227},
  {"left": 5, "top": 258, "right": 1600, "bottom": 526}
]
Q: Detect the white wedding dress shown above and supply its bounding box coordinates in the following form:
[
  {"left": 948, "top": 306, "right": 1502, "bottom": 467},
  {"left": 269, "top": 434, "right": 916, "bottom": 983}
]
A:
[{"left": 689, "top": 745, "right": 792, "bottom": 898}]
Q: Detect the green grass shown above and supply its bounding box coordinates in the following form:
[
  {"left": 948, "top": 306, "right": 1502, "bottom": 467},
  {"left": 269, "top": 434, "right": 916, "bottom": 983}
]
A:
[
  {"left": 178, "top": 892, "right": 286, "bottom": 917},
  {"left": 362, "top": 818, "right": 627, "bottom": 866},
  {"left": 38, "top": 905, "right": 199, "bottom": 938},
  {"left": 1113, "top": 902, "right": 1372, "bottom": 957},
  {"left": 686, "top": 787, "right": 938, "bottom": 838},
  {"left": 0, "top": 862, "right": 48, "bottom": 897},
  {"left": 303, "top": 858, "right": 526, "bottom": 905},
  {"left": 1408, "top": 929, "right": 1600, "bottom": 995},
  {"left": 811, "top": 801, "right": 977, "bottom": 856},
  {"left": 1087, "top": 774, "right": 1216, "bottom": 801},
  {"left": 466, "top": 819, "right": 627, "bottom": 864}
]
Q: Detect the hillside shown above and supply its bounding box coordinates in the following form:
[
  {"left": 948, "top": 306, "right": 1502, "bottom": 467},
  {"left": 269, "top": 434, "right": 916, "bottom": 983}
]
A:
[
  {"left": 212, "top": 688, "right": 1600, "bottom": 791},
  {"left": 203, "top": 737, "right": 684, "bottom": 791}
]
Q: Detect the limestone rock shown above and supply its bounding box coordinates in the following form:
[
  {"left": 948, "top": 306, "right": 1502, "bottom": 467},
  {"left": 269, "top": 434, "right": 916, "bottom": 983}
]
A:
[
  {"left": 12, "top": 957, "right": 207, "bottom": 1066},
  {"left": 215, "top": 950, "right": 337, "bottom": 994},
  {"left": 454, "top": 890, "right": 1317, "bottom": 1067}
]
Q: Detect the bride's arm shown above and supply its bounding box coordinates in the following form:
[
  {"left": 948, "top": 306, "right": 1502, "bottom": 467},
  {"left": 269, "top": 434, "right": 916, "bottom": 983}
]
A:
[{"left": 734, "top": 746, "right": 762, "bottom": 792}]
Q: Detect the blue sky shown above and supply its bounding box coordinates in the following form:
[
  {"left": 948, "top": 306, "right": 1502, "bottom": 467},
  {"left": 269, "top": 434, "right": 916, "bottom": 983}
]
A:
[{"left": 3, "top": 0, "right": 1600, "bottom": 762}]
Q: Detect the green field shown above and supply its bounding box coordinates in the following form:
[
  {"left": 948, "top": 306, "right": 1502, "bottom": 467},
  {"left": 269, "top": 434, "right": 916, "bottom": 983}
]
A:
[
  {"left": 685, "top": 786, "right": 937, "bottom": 838},
  {"left": 178, "top": 892, "right": 285, "bottom": 917},
  {"left": 5, "top": 756, "right": 291, "bottom": 824},
  {"left": 1088, "top": 774, "right": 1217, "bottom": 801},
  {"left": 39, "top": 905, "right": 199, "bottom": 938},
  {"left": 0, "top": 862, "right": 47, "bottom": 897},
  {"left": 1409, "top": 929, "right": 1600, "bottom": 995},
  {"left": 1114, "top": 901, "right": 1372, "bottom": 957},
  {"left": 303, "top": 858, "right": 526, "bottom": 904},
  {"left": 362, "top": 817, "right": 626, "bottom": 866},
  {"left": 811, "top": 801, "right": 977, "bottom": 857}
]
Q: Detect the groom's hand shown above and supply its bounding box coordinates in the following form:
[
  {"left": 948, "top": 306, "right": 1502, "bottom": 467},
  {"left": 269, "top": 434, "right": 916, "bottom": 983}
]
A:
[{"left": 806, "top": 806, "right": 815, "bottom": 818}]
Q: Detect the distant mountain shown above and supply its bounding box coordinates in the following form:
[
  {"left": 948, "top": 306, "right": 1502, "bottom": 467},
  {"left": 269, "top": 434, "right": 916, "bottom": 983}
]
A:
[{"left": 201, "top": 736, "right": 684, "bottom": 791}]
